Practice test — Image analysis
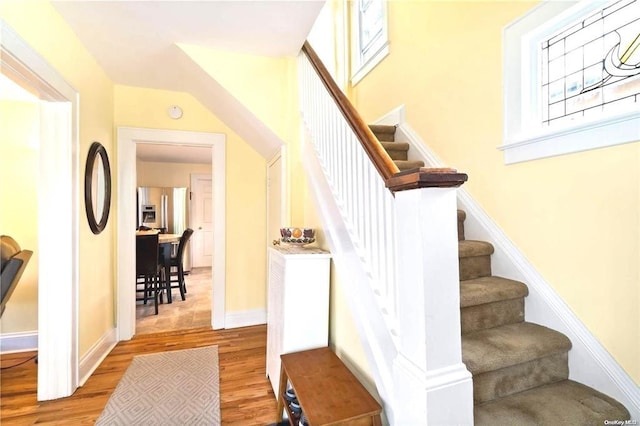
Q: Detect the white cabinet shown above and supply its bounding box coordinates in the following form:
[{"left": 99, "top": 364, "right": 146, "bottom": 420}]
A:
[{"left": 266, "top": 246, "right": 331, "bottom": 395}]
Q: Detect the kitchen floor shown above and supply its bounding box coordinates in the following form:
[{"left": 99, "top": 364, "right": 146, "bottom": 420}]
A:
[{"left": 136, "top": 266, "right": 212, "bottom": 334}]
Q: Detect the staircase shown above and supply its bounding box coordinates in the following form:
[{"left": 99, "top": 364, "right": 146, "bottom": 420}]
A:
[
  {"left": 372, "top": 125, "right": 631, "bottom": 424},
  {"left": 369, "top": 125, "right": 424, "bottom": 171}
]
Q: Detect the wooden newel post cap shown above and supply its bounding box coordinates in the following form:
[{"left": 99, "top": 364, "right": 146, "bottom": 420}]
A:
[{"left": 385, "top": 167, "right": 468, "bottom": 193}]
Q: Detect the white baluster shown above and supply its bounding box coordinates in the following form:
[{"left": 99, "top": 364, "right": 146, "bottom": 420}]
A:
[{"left": 297, "top": 53, "right": 399, "bottom": 345}]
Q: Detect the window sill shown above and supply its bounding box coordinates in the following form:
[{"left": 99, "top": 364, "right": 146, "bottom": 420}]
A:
[
  {"left": 500, "top": 111, "right": 640, "bottom": 164},
  {"left": 351, "top": 42, "right": 389, "bottom": 86}
]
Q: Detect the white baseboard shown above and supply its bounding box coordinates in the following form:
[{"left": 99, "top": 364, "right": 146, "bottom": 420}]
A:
[
  {"left": 224, "top": 308, "right": 266, "bottom": 329},
  {"left": 0, "top": 330, "right": 38, "bottom": 354},
  {"left": 377, "top": 105, "right": 640, "bottom": 420},
  {"left": 374, "top": 104, "right": 405, "bottom": 126},
  {"left": 78, "top": 327, "right": 117, "bottom": 386}
]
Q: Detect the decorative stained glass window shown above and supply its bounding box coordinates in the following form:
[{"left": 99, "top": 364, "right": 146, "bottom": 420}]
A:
[{"left": 540, "top": 0, "right": 640, "bottom": 127}]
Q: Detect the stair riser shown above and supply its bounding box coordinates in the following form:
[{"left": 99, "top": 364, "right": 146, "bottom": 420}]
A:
[
  {"left": 459, "top": 255, "right": 491, "bottom": 280},
  {"left": 473, "top": 352, "right": 569, "bottom": 404},
  {"left": 461, "top": 299, "right": 524, "bottom": 334},
  {"left": 369, "top": 124, "right": 396, "bottom": 142},
  {"left": 385, "top": 149, "right": 408, "bottom": 161},
  {"left": 375, "top": 133, "right": 395, "bottom": 142},
  {"left": 395, "top": 160, "right": 425, "bottom": 171}
]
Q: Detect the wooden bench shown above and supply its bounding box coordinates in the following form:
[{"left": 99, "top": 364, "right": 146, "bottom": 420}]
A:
[{"left": 277, "top": 347, "right": 382, "bottom": 426}]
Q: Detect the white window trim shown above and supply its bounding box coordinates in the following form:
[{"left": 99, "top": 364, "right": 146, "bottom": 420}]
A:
[
  {"left": 502, "top": 0, "right": 640, "bottom": 164},
  {"left": 350, "top": 0, "right": 390, "bottom": 85}
]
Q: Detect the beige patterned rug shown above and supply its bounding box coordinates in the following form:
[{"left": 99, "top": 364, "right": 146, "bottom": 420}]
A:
[{"left": 96, "top": 346, "right": 220, "bottom": 425}]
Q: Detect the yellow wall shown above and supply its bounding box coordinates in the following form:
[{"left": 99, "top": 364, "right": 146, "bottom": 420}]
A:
[
  {"left": 0, "top": 101, "right": 39, "bottom": 332},
  {"left": 1, "top": 1, "right": 116, "bottom": 357},
  {"left": 115, "top": 85, "right": 267, "bottom": 312},
  {"left": 178, "top": 45, "right": 298, "bottom": 146},
  {"left": 179, "top": 45, "right": 308, "bottom": 227},
  {"left": 350, "top": 1, "right": 639, "bottom": 383},
  {"left": 137, "top": 161, "right": 212, "bottom": 188},
  {"left": 301, "top": 181, "right": 373, "bottom": 380}
]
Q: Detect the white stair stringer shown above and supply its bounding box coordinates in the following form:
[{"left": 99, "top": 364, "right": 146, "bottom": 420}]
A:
[{"left": 301, "top": 135, "right": 398, "bottom": 425}]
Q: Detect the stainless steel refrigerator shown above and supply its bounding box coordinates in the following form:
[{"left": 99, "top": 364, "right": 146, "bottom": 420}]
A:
[{"left": 137, "top": 186, "right": 191, "bottom": 272}]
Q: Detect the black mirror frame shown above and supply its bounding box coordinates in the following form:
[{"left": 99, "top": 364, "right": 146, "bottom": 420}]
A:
[{"left": 84, "top": 141, "right": 112, "bottom": 235}]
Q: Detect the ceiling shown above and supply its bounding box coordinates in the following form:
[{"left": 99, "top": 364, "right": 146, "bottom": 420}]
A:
[
  {"left": 52, "top": 0, "right": 324, "bottom": 87},
  {"left": 50, "top": 0, "right": 325, "bottom": 163}
]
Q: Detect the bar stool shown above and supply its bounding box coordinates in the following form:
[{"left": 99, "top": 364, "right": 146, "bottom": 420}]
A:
[{"left": 136, "top": 233, "right": 162, "bottom": 314}]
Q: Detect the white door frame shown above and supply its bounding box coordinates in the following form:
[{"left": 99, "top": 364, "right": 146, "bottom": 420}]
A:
[
  {"left": 1, "top": 21, "right": 80, "bottom": 400},
  {"left": 116, "top": 127, "right": 226, "bottom": 338}
]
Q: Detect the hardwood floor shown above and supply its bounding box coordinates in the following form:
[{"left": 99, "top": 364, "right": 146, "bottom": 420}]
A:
[
  {"left": 1, "top": 326, "right": 278, "bottom": 425},
  {"left": 2, "top": 269, "right": 278, "bottom": 424}
]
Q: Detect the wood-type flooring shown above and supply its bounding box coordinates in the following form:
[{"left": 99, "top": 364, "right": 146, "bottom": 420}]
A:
[
  {"left": 1, "top": 267, "right": 278, "bottom": 425},
  {"left": 1, "top": 326, "right": 278, "bottom": 425}
]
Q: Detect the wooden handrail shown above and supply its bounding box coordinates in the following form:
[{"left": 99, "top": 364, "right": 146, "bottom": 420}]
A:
[
  {"left": 301, "top": 41, "right": 468, "bottom": 193},
  {"left": 301, "top": 42, "right": 399, "bottom": 181}
]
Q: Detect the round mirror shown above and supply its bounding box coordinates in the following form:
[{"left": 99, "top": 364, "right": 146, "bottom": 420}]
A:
[{"left": 84, "top": 142, "right": 112, "bottom": 234}]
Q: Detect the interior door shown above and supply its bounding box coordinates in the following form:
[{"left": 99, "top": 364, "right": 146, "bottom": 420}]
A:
[{"left": 190, "top": 173, "right": 213, "bottom": 267}]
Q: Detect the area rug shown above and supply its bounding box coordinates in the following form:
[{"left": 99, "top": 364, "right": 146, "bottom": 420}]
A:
[{"left": 96, "top": 345, "right": 220, "bottom": 425}]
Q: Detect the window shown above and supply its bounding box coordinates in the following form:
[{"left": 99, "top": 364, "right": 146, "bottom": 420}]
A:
[
  {"left": 502, "top": 0, "right": 640, "bottom": 163},
  {"left": 351, "top": 0, "right": 389, "bottom": 85}
]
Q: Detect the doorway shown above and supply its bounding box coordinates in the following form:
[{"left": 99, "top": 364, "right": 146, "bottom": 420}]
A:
[
  {"left": 116, "top": 127, "right": 226, "bottom": 340},
  {"left": 1, "top": 24, "right": 80, "bottom": 400}
]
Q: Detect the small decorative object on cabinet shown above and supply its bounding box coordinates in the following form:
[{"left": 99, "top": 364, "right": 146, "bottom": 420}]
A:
[
  {"left": 276, "top": 347, "right": 383, "bottom": 425},
  {"left": 279, "top": 227, "right": 316, "bottom": 246},
  {"left": 266, "top": 245, "right": 331, "bottom": 395}
]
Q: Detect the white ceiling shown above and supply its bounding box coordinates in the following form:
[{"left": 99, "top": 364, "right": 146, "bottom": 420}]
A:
[
  {"left": 51, "top": 0, "right": 324, "bottom": 89},
  {"left": 50, "top": 0, "right": 325, "bottom": 162}
]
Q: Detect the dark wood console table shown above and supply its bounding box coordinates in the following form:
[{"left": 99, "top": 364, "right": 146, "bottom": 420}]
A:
[{"left": 276, "top": 347, "right": 382, "bottom": 426}]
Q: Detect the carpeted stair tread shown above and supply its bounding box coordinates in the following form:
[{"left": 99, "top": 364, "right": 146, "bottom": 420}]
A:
[
  {"left": 474, "top": 379, "right": 631, "bottom": 425},
  {"left": 369, "top": 124, "right": 396, "bottom": 142},
  {"left": 471, "top": 352, "right": 568, "bottom": 404},
  {"left": 394, "top": 159, "right": 425, "bottom": 170},
  {"left": 460, "top": 276, "right": 528, "bottom": 308},
  {"left": 462, "top": 322, "right": 572, "bottom": 374},
  {"left": 459, "top": 240, "right": 494, "bottom": 258},
  {"left": 381, "top": 142, "right": 409, "bottom": 161}
]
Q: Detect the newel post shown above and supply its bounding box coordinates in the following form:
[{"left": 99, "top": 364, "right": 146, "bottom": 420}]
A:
[{"left": 386, "top": 168, "right": 474, "bottom": 425}]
